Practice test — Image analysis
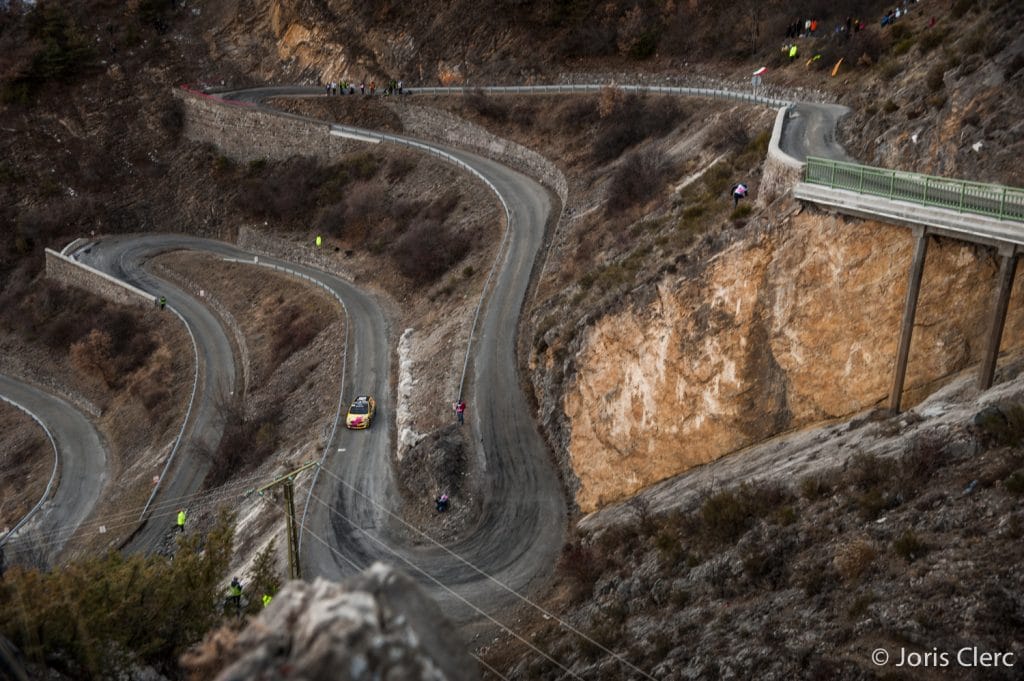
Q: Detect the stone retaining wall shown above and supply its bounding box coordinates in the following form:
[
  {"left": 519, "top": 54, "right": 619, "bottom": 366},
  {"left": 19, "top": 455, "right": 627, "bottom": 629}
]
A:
[
  {"left": 0, "top": 354, "right": 102, "bottom": 419},
  {"left": 44, "top": 248, "right": 152, "bottom": 309},
  {"left": 174, "top": 89, "right": 358, "bottom": 163},
  {"left": 388, "top": 103, "right": 569, "bottom": 206},
  {"left": 758, "top": 106, "right": 805, "bottom": 207}
]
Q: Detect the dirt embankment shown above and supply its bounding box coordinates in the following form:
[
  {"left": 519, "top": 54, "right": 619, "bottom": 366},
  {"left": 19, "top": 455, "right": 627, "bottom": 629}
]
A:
[
  {"left": 481, "top": 368, "right": 1024, "bottom": 680},
  {"left": 0, "top": 403, "right": 50, "bottom": 531},
  {"left": 0, "top": 276, "right": 191, "bottom": 557},
  {"left": 152, "top": 251, "right": 344, "bottom": 565}
]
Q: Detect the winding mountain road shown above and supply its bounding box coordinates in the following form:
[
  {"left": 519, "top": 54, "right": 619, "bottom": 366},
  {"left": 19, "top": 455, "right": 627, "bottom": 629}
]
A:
[
  {"left": 1, "top": 81, "right": 854, "bottom": 621},
  {"left": 0, "top": 374, "right": 106, "bottom": 565}
]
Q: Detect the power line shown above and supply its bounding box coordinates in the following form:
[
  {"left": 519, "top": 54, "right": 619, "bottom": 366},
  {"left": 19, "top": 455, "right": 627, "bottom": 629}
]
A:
[
  {"left": 299, "top": 492, "right": 585, "bottom": 681},
  {"left": 2, "top": 474, "right": 265, "bottom": 556},
  {"left": 471, "top": 653, "right": 511, "bottom": 681},
  {"left": 314, "top": 466, "right": 657, "bottom": 680}
]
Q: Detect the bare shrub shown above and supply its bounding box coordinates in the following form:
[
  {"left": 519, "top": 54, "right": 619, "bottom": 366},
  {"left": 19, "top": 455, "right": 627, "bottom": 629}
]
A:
[
  {"left": 556, "top": 97, "right": 599, "bottom": 131},
  {"left": 206, "top": 400, "right": 281, "bottom": 487},
  {"left": 314, "top": 201, "right": 347, "bottom": 238},
  {"left": 834, "top": 538, "right": 877, "bottom": 582},
  {"left": 593, "top": 94, "right": 683, "bottom": 164},
  {"left": 270, "top": 303, "right": 322, "bottom": 365},
  {"left": 605, "top": 149, "right": 671, "bottom": 214},
  {"left": 892, "top": 529, "right": 928, "bottom": 562},
  {"left": 558, "top": 23, "right": 617, "bottom": 58},
  {"left": 926, "top": 64, "right": 946, "bottom": 92},
  {"left": 385, "top": 156, "right": 417, "bottom": 182},
  {"left": 344, "top": 180, "right": 385, "bottom": 239},
  {"left": 392, "top": 219, "right": 470, "bottom": 286},
  {"left": 708, "top": 113, "right": 751, "bottom": 154},
  {"left": 463, "top": 89, "right": 508, "bottom": 122},
  {"left": 70, "top": 328, "right": 115, "bottom": 387},
  {"left": 557, "top": 540, "right": 603, "bottom": 602},
  {"left": 424, "top": 189, "right": 460, "bottom": 222},
  {"left": 689, "top": 481, "right": 793, "bottom": 548}
]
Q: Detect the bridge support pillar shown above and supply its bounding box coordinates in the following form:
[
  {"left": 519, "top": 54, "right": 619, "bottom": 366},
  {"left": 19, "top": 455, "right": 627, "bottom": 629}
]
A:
[
  {"left": 890, "top": 228, "right": 929, "bottom": 413},
  {"left": 978, "top": 250, "right": 1019, "bottom": 391}
]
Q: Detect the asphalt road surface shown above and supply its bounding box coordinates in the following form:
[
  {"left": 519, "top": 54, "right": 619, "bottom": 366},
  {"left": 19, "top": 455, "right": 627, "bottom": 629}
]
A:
[
  {"left": 76, "top": 235, "right": 239, "bottom": 553},
  {"left": 3, "top": 82, "right": 860, "bottom": 622},
  {"left": 778, "top": 102, "right": 855, "bottom": 163},
  {"left": 0, "top": 374, "right": 107, "bottom": 566}
]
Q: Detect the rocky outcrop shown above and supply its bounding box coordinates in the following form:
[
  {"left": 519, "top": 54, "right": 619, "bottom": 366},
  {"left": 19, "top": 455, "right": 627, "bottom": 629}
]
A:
[
  {"left": 186, "top": 565, "right": 478, "bottom": 681},
  {"left": 559, "top": 211, "right": 1024, "bottom": 512}
]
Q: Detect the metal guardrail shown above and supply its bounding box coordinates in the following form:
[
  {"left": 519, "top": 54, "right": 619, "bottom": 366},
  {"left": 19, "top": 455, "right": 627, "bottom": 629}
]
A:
[
  {"left": 330, "top": 122, "right": 515, "bottom": 402},
  {"left": 219, "top": 256, "right": 350, "bottom": 554},
  {"left": 0, "top": 392, "right": 59, "bottom": 549},
  {"left": 803, "top": 156, "right": 1024, "bottom": 223},
  {"left": 408, "top": 84, "right": 792, "bottom": 108}
]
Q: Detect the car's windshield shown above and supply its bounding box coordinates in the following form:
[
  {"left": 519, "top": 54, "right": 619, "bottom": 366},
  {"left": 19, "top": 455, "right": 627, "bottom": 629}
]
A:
[{"left": 350, "top": 402, "right": 369, "bottom": 415}]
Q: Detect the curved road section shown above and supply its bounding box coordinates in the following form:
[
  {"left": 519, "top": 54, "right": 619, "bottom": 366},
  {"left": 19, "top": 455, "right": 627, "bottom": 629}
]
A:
[
  {"left": 0, "top": 374, "right": 106, "bottom": 566},
  {"left": 76, "top": 235, "right": 238, "bottom": 554},
  {"left": 223, "top": 84, "right": 569, "bottom": 614},
  {"left": 778, "top": 102, "right": 854, "bottom": 163}
]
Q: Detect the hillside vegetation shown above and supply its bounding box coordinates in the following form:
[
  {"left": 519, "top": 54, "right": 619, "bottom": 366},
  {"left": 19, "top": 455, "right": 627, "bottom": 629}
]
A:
[{"left": 1, "top": 0, "right": 1024, "bottom": 679}]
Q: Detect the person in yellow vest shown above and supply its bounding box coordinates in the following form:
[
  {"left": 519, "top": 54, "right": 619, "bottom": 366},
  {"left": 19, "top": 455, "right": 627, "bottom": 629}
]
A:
[
  {"left": 315, "top": 235, "right": 322, "bottom": 248},
  {"left": 226, "top": 578, "right": 243, "bottom": 615},
  {"left": 789, "top": 44, "right": 798, "bottom": 61},
  {"left": 262, "top": 593, "right": 273, "bottom": 608},
  {"left": 175, "top": 509, "right": 186, "bottom": 533}
]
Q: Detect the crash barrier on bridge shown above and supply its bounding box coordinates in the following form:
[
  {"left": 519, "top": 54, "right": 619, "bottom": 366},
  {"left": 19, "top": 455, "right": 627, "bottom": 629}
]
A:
[
  {"left": 409, "top": 84, "right": 792, "bottom": 108},
  {"left": 0, "top": 393, "right": 59, "bottom": 549},
  {"left": 803, "top": 157, "right": 1024, "bottom": 223}
]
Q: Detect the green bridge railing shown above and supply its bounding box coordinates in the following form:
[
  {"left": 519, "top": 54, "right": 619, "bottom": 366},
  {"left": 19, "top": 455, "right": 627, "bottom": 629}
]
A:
[{"left": 803, "top": 156, "right": 1024, "bottom": 223}]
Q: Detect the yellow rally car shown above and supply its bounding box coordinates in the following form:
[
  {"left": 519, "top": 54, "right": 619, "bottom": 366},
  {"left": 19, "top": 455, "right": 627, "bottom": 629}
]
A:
[{"left": 345, "top": 395, "right": 376, "bottom": 429}]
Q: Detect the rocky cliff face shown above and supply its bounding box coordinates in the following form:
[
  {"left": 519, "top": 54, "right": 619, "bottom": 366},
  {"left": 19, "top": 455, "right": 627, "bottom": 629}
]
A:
[
  {"left": 559, "top": 208, "right": 1024, "bottom": 511},
  {"left": 184, "top": 565, "right": 478, "bottom": 681}
]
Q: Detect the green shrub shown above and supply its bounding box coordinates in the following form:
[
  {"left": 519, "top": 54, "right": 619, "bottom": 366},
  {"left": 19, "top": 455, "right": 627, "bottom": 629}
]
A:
[
  {"left": 926, "top": 65, "right": 946, "bottom": 92},
  {"left": 0, "top": 513, "right": 236, "bottom": 678},
  {"left": 893, "top": 37, "right": 916, "bottom": 56},
  {"left": 694, "top": 482, "right": 792, "bottom": 547},
  {"left": 730, "top": 204, "right": 753, "bottom": 220},
  {"left": 893, "top": 529, "right": 928, "bottom": 561},
  {"left": 917, "top": 28, "right": 948, "bottom": 55},
  {"left": 1004, "top": 471, "right": 1024, "bottom": 495}
]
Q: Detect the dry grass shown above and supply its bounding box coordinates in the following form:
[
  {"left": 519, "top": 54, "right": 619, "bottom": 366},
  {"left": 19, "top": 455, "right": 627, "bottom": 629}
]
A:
[
  {"left": 0, "top": 404, "right": 50, "bottom": 528},
  {"left": 834, "top": 538, "right": 878, "bottom": 582}
]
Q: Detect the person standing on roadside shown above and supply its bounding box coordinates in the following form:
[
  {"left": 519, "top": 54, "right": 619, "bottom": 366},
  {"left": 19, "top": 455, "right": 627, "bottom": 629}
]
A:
[
  {"left": 226, "top": 578, "right": 243, "bottom": 615},
  {"left": 453, "top": 399, "right": 466, "bottom": 425},
  {"left": 175, "top": 508, "right": 186, "bottom": 533}
]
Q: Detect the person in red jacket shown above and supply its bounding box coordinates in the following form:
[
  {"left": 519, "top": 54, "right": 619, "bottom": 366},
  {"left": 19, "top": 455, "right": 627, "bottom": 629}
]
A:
[{"left": 453, "top": 399, "right": 466, "bottom": 425}]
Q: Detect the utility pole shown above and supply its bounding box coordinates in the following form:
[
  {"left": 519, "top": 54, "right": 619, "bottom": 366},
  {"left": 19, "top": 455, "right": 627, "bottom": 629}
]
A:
[{"left": 250, "top": 461, "right": 319, "bottom": 580}]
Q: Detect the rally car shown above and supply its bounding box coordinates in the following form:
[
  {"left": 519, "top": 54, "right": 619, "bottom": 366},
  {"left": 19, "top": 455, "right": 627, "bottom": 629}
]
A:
[{"left": 345, "top": 395, "right": 376, "bottom": 429}]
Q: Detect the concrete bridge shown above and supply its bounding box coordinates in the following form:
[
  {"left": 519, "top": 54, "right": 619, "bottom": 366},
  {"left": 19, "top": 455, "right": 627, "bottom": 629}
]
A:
[{"left": 793, "top": 157, "right": 1024, "bottom": 411}]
